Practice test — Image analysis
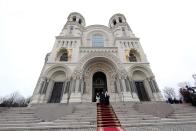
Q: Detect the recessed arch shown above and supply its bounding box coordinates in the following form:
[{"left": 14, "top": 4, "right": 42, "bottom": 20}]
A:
[
  {"left": 75, "top": 52, "right": 124, "bottom": 74},
  {"left": 132, "top": 70, "right": 150, "bottom": 101},
  {"left": 128, "top": 64, "right": 153, "bottom": 78},
  {"left": 43, "top": 64, "right": 71, "bottom": 79}
]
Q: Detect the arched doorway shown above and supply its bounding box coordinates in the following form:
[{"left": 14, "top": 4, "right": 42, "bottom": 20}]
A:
[
  {"left": 133, "top": 70, "right": 150, "bottom": 101},
  {"left": 49, "top": 82, "right": 64, "bottom": 103},
  {"left": 92, "top": 72, "right": 107, "bottom": 102}
]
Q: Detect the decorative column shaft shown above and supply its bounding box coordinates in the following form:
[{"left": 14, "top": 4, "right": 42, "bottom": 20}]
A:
[
  {"left": 120, "top": 79, "right": 127, "bottom": 92},
  {"left": 75, "top": 79, "right": 81, "bottom": 93},
  {"left": 130, "top": 79, "right": 137, "bottom": 93},
  {"left": 147, "top": 78, "right": 156, "bottom": 93},
  {"left": 125, "top": 78, "right": 131, "bottom": 92},
  {"left": 43, "top": 80, "right": 54, "bottom": 103}
]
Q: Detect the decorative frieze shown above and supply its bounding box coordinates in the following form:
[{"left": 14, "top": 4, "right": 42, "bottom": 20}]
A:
[{"left": 80, "top": 47, "right": 118, "bottom": 53}]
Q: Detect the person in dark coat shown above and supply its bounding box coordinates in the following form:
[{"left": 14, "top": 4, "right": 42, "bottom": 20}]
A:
[{"left": 100, "top": 91, "right": 105, "bottom": 104}]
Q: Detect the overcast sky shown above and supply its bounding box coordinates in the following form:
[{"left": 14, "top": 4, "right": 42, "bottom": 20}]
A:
[{"left": 0, "top": 0, "right": 196, "bottom": 98}]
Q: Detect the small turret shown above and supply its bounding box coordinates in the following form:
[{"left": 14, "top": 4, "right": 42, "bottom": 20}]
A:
[
  {"left": 109, "top": 13, "right": 133, "bottom": 37},
  {"left": 60, "top": 12, "right": 85, "bottom": 37},
  {"left": 67, "top": 12, "right": 85, "bottom": 27}
]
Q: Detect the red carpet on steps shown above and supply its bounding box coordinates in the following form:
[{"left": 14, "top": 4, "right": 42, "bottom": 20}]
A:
[{"left": 97, "top": 103, "right": 125, "bottom": 131}]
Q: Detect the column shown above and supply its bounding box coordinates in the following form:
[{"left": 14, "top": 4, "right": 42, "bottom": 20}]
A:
[
  {"left": 69, "top": 78, "right": 82, "bottom": 102},
  {"left": 152, "top": 79, "right": 160, "bottom": 92},
  {"left": 144, "top": 79, "right": 155, "bottom": 101},
  {"left": 129, "top": 79, "right": 140, "bottom": 101},
  {"left": 147, "top": 78, "right": 156, "bottom": 93},
  {"left": 120, "top": 79, "right": 126, "bottom": 92},
  {"left": 117, "top": 78, "right": 123, "bottom": 92},
  {"left": 43, "top": 80, "right": 54, "bottom": 103},
  {"left": 42, "top": 78, "right": 50, "bottom": 94},
  {"left": 75, "top": 79, "right": 81, "bottom": 93},
  {"left": 61, "top": 80, "right": 68, "bottom": 103},
  {"left": 71, "top": 79, "right": 76, "bottom": 92},
  {"left": 37, "top": 78, "right": 46, "bottom": 94},
  {"left": 125, "top": 78, "right": 131, "bottom": 92}
]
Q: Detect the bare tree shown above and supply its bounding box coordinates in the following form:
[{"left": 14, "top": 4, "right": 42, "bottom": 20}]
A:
[
  {"left": 163, "top": 87, "right": 176, "bottom": 99},
  {"left": 0, "top": 92, "right": 30, "bottom": 107}
]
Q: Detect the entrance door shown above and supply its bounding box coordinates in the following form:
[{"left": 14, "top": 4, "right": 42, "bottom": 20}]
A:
[
  {"left": 92, "top": 72, "right": 107, "bottom": 102},
  {"left": 49, "top": 82, "right": 64, "bottom": 103},
  {"left": 135, "top": 81, "right": 150, "bottom": 101}
]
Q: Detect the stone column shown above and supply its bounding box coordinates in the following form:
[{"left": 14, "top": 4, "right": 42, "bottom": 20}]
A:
[
  {"left": 125, "top": 78, "right": 131, "bottom": 92},
  {"left": 116, "top": 78, "right": 123, "bottom": 92},
  {"left": 144, "top": 79, "right": 155, "bottom": 101},
  {"left": 43, "top": 80, "right": 54, "bottom": 103},
  {"left": 147, "top": 78, "right": 156, "bottom": 93},
  {"left": 69, "top": 78, "right": 82, "bottom": 102},
  {"left": 152, "top": 79, "right": 160, "bottom": 92},
  {"left": 150, "top": 77, "right": 164, "bottom": 101},
  {"left": 129, "top": 79, "right": 140, "bottom": 101},
  {"left": 119, "top": 78, "right": 135, "bottom": 101},
  {"left": 71, "top": 79, "right": 76, "bottom": 92},
  {"left": 120, "top": 79, "right": 126, "bottom": 92},
  {"left": 75, "top": 79, "right": 81, "bottom": 93},
  {"left": 42, "top": 78, "right": 50, "bottom": 94},
  {"left": 61, "top": 80, "right": 68, "bottom": 103}
]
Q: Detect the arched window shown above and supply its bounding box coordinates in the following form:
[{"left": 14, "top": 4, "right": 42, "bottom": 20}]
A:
[
  {"left": 92, "top": 34, "right": 104, "bottom": 47},
  {"left": 119, "top": 17, "right": 122, "bottom": 23},
  {"left": 113, "top": 19, "right": 117, "bottom": 25},
  {"left": 78, "top": 19, "right": 82, "bottom": 24},
  {"left": 129, "top": 53, "right": 137, "bottom": 62},
  {"left": 72, "top": 16, "right": 76, "bottom": 22},
  {"left": 60, "top": 50, "right": 68, "bottom": 61}
]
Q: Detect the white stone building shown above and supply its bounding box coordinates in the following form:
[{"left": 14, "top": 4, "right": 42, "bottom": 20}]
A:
[{"left": 30, "top": 12, "right": 164, "bottom": 104}]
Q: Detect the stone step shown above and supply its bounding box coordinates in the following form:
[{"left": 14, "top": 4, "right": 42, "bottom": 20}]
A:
[
  {"left": 0, "top": 121, "right": 96, "bottom": 127},
  {"left": 119, "top": 117, "right": 196, "bottom": 123},
  {"left": 0, "top": 118, "right": 41, "bottom": 122},
  {"left": 170, "top": 113, "right": 196, "bottom": 116},
  {"left": 0, "top": 119, "right": 42, "bottom": 124},
  {"left": 121, "top": 120, "right": 196, "bottom": 127},
  {"left": 0, "top": 125, "right": 96, "bottom": 130},
  {"left": 54, "top": 119, "right": 96, "bottom": 123},
  {"left": 0, "top": 115, "right": 35, "bottom": 119},
  {"left": 1, "top": 113, "right": 33, "bottom": 116},
  {"left": 168, "top": 115, "right": 196, "bottom": 119},
  {"left": 64, "top": 115, "right": 96, "bottom": 118},
  {"left": 59, "top": 116, "right": 95, "bottom": 120},
  {"left": 115, "top": 114, "right": 158, "bottom": 118},
  {"left": 118, "top": 117, "right": 160, "bottom": 121}
]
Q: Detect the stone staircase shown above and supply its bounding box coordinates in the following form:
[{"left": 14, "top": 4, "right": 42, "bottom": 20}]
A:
[
  {"left": 0, "top": 107, "right": 43, "bottom": 130},
  {"left": 0, "top": 103, "right": 97, "bottom": 130},
  {"left": 111, "top": 102, "right": 196, "bottom": 128},
  {"left": 0, "top": 102, "right": 196, "bottom": 130}
]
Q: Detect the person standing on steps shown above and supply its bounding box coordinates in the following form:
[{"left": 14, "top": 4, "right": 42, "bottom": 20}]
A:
[
  {"left": 96, "top": 92, "right": 100, "bottom": 103},
  {"left": 100, "top": 91, "right": 105, "bottom": 104},
  {"left": 105, "top": 91, "right": 110, "bottom": 105}
]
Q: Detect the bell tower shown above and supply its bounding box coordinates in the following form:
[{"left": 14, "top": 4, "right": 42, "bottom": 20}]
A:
[{"left": 59, "top": 12, "right": 85, "bottom": 37}]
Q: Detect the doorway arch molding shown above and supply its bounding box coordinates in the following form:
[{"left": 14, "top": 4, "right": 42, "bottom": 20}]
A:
[
  {"left": 74, "top": 52, "right": 125, "bottom": 74},
  {"left": 83, "top": 61, "right": 116, "bottom": 95}
]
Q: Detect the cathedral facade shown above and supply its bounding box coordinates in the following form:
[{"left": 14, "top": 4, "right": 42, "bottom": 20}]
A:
[{"left": 30, "top": 12, "right": 163, "bottom": 104}]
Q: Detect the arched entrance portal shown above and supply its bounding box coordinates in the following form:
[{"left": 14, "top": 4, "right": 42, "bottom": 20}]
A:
[
  {"left": 92, "top": 72, "right": 107, "bottom": 102},
  {"left": 132, "top": 70, "right": 150, "bottom": 101}
]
